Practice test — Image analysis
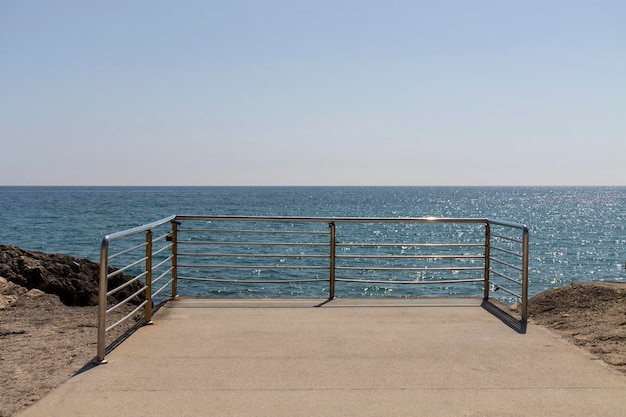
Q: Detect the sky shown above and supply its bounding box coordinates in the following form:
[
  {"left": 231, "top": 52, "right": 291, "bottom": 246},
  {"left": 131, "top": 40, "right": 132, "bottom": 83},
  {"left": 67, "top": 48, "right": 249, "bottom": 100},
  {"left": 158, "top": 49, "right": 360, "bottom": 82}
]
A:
[{"left": 1, "top": 1, "right": 625, "bottom": 186}]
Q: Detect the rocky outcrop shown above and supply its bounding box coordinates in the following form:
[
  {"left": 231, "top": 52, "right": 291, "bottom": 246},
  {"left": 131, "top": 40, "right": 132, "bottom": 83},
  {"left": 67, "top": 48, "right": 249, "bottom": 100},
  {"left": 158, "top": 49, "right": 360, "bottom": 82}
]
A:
[{"left": 0, "top": 244, "right": 142, "bottom": 307}]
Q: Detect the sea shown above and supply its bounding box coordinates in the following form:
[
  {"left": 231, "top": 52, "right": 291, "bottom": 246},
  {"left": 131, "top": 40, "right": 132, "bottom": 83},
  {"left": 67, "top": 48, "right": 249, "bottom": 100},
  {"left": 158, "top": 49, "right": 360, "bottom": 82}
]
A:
[{"left": 0, "top": 186, "right": 624, "bottom": 299}]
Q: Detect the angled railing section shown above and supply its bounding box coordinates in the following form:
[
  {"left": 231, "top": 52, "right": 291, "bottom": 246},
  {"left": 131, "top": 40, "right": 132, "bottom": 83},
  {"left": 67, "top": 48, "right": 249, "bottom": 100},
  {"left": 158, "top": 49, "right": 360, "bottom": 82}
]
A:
[
  {"left": 97, "top": 216, "right": 175, "bottom": 363},
  {"left": 97, "top": 216, "right": 529, "bottom": 362}
]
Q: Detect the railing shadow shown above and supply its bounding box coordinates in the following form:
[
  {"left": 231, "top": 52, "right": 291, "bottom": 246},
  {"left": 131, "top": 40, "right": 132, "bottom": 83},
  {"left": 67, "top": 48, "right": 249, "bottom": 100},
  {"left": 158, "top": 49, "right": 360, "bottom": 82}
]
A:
[
  {"left": 76, "top": 299, "right": 170, "bottom": 375},
  {"left": 481, "top": 299, "right": 527, "bottom": 334}
]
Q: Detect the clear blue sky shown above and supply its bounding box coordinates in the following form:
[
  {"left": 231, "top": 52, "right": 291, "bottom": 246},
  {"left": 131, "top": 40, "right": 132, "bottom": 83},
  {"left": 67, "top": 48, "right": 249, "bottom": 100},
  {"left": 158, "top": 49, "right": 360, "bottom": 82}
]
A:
[{"left": 1, "top": 1, "right": 625, "bottom": 186}]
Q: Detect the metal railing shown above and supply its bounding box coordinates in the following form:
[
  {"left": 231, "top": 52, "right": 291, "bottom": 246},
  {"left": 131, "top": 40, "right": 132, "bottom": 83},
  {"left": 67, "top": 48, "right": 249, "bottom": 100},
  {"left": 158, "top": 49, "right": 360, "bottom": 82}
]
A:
[
  {"left": 97, "top": 216, "right": 529, "bottom": 362},
  {"left": 97, "top": 216, "right": 175, "bottom": 363}
]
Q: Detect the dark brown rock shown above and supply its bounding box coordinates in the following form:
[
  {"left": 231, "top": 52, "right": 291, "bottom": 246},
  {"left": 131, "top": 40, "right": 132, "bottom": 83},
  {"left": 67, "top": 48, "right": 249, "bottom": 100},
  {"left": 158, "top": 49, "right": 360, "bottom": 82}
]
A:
[{"left": 0, "top": 244, "right": 142, "bottom": 307}]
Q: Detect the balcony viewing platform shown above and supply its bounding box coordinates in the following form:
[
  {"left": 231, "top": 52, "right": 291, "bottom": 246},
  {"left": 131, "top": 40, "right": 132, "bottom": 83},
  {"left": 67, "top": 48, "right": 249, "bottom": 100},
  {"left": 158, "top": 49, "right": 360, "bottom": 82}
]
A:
[{"left": 12, "top": 215, "right": 626, "bottom": 416}]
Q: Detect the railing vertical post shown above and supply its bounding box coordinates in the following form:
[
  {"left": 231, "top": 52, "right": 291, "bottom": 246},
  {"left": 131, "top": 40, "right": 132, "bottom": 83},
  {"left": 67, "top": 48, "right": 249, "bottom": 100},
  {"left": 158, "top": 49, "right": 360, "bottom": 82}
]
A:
[
  {"left": 483, "top": 222, "right": 491, "bottom": 301},
  {"left": 329, "top": 221, "right": 336, "bottom": 300},
  {"left": 145, "top": 230, "right": 153, "bottom": 323},
  {"left": 171, "top": 220, "right": 179, "bottom": 298},
  {"left": 521, "top": 227, "right": 529, "bottom": 322},
  {"left": 96, "top": 238, "right": 109, "bottom": 364}
]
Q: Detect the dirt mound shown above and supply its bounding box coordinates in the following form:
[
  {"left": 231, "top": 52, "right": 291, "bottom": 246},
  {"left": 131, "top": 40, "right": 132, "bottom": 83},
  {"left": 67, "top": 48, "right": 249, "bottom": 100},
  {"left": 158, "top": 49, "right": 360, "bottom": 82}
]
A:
[{"left": 529, "top": 281, "right": 626, "bottom": 375}]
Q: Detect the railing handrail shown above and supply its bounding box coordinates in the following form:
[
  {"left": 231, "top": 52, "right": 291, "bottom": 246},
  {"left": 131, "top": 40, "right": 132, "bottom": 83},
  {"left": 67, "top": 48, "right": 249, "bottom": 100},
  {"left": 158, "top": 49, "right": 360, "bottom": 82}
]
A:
[
  {"left": 176, "top": 215, "right": 493, "bottom": 224},
  {"left": 101, "top": 215, "right": 176, "bottom": 246},
  {"left": 486, "top": 218, "right": 529, "bottom": 233}
]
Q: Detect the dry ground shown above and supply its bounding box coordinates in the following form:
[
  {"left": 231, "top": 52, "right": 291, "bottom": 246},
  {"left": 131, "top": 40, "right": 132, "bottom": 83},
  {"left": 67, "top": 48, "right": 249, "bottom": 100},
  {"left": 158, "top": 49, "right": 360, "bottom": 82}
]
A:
[
  {"left": 528, "top": 281, "right": 626, "bottom": 375},
  {"left": 0, "top": 292, "right": 142, "bottom": 417}
]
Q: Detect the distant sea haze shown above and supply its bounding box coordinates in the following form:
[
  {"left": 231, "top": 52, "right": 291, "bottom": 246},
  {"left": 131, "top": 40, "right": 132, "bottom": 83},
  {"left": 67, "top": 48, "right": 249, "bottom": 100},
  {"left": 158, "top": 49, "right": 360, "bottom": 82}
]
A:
[{"left": 1, "top": 186, "right": 624, "bottom": 298}]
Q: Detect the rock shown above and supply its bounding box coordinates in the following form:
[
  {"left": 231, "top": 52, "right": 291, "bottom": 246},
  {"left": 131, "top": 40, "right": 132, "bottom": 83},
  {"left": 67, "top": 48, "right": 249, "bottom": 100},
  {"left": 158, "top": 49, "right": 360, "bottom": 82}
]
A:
[
  {"left": 26, "top": 288, "right": 46, "bottom": 298},
  {"left": 0, "top": 294, "right": 8, "bottom": 309},
  {"left": 0, "top": 244, "right": 143, "bottom": 307},
  {"left": 0, "top": 277, "right": 28, "bottom": 308},
  {"left": 0, "top": 276, "right": 27, "bottom": 302}
]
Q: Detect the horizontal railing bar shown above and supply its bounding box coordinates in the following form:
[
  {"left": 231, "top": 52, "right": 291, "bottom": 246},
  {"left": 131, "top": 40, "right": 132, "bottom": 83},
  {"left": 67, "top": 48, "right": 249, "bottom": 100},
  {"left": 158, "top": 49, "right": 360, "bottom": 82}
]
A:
[
  {"left": 178, "top": 241, "right": 328, "bottom": 247},
  {"left": 152, "top": 233, "right": 171, "bottom": 244},
  {"left": 103, "top": 216, "right": 176, "bottom": 244},
  {"left": 152, "top": 243, "right": 173, "bottom": 257},
  {"left": 487, "top": 218, "right": 528, "bottom": 231},
  {"left": 337, "top": 243, "right": 484, "bottom": 248},
  {"left": 177, "top": 254, "right": 483, "bottom": 260},
  {"left": 152, "top": 278, "right": 174, "bottom": 298},
  {"left": 152, "top": 256, "right": 173, "bottom": 271},
  {"left": 108, "top": 242, "right": 147, "bottom": 261},
  {"left": 178, "top": 228, "right": 328, "bottom": 235},
  {"left": 336, "top": 266, "right": 485, "bottom": 272},
  {"left": 335, "top": 278, "right": 484, "bottom": 285},
  {"left": 107, "top": 256, "right": 148, "bottom": 279},
  {"left": 178, "top": 253, "right": 328, "bottom": 259},
  {"left": 489, "top": 269, "right": 523, "bottom": 285},
  {"left": 177, "top": 264, "right": 329, "bottom": 270},
  {"left": 152, "top": 267, "right": 174, "bottom": 286},
  {"left": 336, "top": 254, "right": 484, "bottom": 260},
  {"left": 176, "top": 215, "right": 491, "bottom": 224},
  {"left": 105, "top": 301, "right": 148, "bottom": 332},
  {"left": 490, "top": 245, "right": 523, "bottom": 258},
  {"left": 490, "top": 233, "right": 523, "bottom": 244},
  {"left": 492, "top": 284, "right": 522, "bottom": 299},
  {"left": 490, "top": 257, "right": 523, "bottom": 272},
  {"left": 106, "top": 285, "right": 147, "bottom": 315},
  {"left": 178, "top": 276, "right": 329, "bottom": 284},
  {"left": 106, "top": 271, "right": 147, "bottom": 298}
]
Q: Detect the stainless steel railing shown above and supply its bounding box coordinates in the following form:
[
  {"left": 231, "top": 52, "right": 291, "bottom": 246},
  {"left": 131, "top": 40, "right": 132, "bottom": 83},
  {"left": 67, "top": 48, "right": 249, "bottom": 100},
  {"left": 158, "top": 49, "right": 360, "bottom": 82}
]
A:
[
  {"left": 97, "top": 216, "right": 175, "bottom": 363},
  {"left": 97, "top": 216, "right": 529, "bottom": 362}
]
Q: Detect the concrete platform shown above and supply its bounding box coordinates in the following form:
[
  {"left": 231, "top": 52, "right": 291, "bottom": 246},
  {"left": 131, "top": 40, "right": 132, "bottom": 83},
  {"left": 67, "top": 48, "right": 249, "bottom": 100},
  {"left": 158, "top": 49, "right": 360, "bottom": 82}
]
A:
[{"left": 17, "top": 298, "right": 626, "bottom": 417}]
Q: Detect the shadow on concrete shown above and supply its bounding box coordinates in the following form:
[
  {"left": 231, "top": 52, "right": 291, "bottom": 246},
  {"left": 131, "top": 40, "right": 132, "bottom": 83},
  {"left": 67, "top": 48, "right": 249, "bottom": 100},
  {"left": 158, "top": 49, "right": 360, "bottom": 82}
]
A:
[
  {"left": 163, "top": 297, "right": 487, "bottom": 309},
  {"left": 165, "top": 298, "right": 328, "bottom": 308},
  {"left": 314, "top": 298, "right": 333, "bottom": 307},
  {"left": 75, "top": 299, "right": 171, "bottom": 376},
  {"left": 481, "top": 299, "right": 527, "bottom": 334}
]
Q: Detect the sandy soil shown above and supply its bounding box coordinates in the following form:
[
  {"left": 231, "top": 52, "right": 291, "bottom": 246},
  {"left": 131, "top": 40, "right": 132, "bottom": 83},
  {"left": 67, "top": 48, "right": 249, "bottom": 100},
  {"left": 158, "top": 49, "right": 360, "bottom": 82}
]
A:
[
  {"left": 528, "top": 281, "right": 626, "bottom": 375},
  {"left": 1, "top": 282, "right": 625, "bottom": 417},
  {"left": 0, "top": 292, "right": 142, "bottom": 417}
]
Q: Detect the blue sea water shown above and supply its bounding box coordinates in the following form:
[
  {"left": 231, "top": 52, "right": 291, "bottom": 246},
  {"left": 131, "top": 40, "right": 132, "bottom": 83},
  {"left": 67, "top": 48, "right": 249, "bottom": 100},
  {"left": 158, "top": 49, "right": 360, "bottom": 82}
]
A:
[{"left": 0, "top": 186, "right": 624, "bottom": 298}]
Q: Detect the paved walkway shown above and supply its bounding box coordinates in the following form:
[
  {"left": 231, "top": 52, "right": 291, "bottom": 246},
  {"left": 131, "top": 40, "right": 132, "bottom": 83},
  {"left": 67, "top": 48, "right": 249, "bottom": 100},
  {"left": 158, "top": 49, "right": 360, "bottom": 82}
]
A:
[{"left": 18, "top": 298, "right": 626, "bottom": 417}]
